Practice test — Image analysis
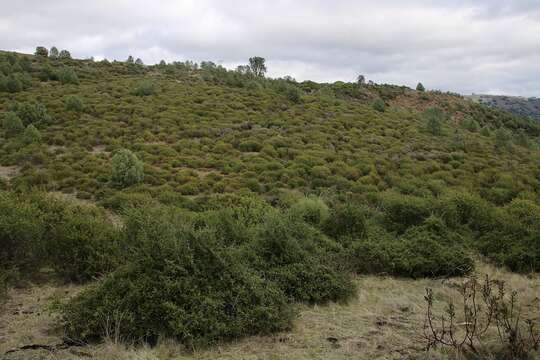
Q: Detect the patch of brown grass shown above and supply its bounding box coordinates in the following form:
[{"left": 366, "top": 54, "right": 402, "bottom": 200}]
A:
[{"left": 0, "top": 263, "right": 538, "bottom": 360}]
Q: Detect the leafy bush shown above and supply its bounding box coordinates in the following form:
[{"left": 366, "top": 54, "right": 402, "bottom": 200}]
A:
[
  {"left": 350, "top": 219, "right": 474, "bottom": 278},
  {"left": 60, "top": 207, "right": 293, "bottom": 345},
  {"left": 243, "top": 212, "right": 355, "bottom": 303},
  {"left": 2, "top": 112, "right": 24, "bottom": 136},
  {"left": 22, "top": 124, "right": 41, "bottom": 144},
  {"left": 285, "top": 87, "right": 302, "bottom": 103},
  {"left": 12, "top": 101, "right": 52, "bottom": 126},
  {"left": 0, "top": 192, "right": 122, "bottom": 282},
  {"left": 0, "top": 192, "right": 46, "bottom": 274},
  {"left": 289, "top": 196, "right": 329, "bottom": 227},
  {"left": 64, "top": 95, "right": 85, "bottom": 112},
  {"left": 45, "top": 206, "right": 122, "bottom": 282},
  {"left": 132, "top": 81, "right": 155, "bottom": 96},
  {"left": 424, "top": 107, "right": 446, "bottom": 135},
  {"left": 372, "top": 99, "right": 386, "bottom": 112},
  {"left": 35, "top": 46, "right": 49, "bottom": 57},
  {"left": 379, "top": 192, "right": 432, "bottom": 233},
  {"left": 437, "top": 191, "right": 495, "bottom": 231},
  {"left": 111, "top": 149, "right": 144, "bottom": 188},
  {"left": 238, "top": 140, "right": 262, "bottom": 152},
  {"left": 323, "top": 203, "right": 367, "bottom": 240},
  {"left": 57, "top": 67, "right": 80, "bottom": 84},
  {"left": 478, "top": 199, "right": 540, "bottom": 272}
]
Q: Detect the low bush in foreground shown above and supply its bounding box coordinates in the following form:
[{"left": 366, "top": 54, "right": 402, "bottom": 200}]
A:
[
  {"left": 242, "top": 212, "right": 356, "bottom": 303},
  {"left": 350, "top": 217, "right": 474, "bottom": 278},
  {"left": 0, "top": 192, "right": 122, "bottom": 282},
  {"left": 61, "top": 206, "right": 293, "bottom": 345}
]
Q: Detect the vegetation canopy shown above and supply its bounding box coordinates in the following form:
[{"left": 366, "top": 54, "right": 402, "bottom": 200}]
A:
[{"left": 0, "top": 49, "right": 539, "bottom": 356}]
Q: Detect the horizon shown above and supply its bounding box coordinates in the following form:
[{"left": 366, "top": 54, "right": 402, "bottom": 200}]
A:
[
  {"left": 1, "top": 1, "right": 539, "bottom": 97},
  {"left": 4, "top": 48, "right": 540, "bottom": 99}
]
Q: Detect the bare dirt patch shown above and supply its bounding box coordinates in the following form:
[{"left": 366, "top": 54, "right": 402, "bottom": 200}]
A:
[
  {"left": 0, "top": 165, "right": 20, "bottom": 181},
  {"left": 90, "top": 145, "right": 108, "bottom": 155}
]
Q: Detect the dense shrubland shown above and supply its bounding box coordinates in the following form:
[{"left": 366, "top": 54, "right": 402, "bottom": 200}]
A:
[{"left": 1, "top": 49, "right": 540, "bottom": 349}]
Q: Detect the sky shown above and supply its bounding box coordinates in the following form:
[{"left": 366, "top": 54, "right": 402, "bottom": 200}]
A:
[{"left": 1, "top": 0, "right": 539, "bottom": 96}]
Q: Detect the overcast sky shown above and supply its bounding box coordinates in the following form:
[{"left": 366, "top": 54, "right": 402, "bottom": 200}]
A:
[{"left": 1, "top": 0, "right": 539, "bottom": 96}]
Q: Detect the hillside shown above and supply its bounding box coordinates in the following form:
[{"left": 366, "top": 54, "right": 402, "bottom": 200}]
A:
[
  {"left": 1, "top": 50, "right": 540, "bottom": 359},
  {"left": 467, "top": 94, "right": 540, "bottom": 122}
]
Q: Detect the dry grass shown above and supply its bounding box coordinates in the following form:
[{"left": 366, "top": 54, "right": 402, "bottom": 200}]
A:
[
  {"left": 0, "top": 165, "right": 20, "bottom": 181},
  {"left": 1, "top": 263, "right": 538, "bottom": 360}
]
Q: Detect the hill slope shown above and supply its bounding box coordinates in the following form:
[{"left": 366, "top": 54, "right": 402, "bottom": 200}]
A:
[
  {"left": 1, "top": 51, "right": 539, "bottom": 206},
  {"left": 1, "top": 50, "right": 540, "bottom": 359}
]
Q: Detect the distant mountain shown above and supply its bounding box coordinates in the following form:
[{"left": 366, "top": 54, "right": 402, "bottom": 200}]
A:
[{"left": 466, "top": 94, "right": 540, "bottom": 121}]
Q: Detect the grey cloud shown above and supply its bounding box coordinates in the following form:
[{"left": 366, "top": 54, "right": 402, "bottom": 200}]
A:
[{"left": 1, "top": 0, "right": 539, "bottom": 96}]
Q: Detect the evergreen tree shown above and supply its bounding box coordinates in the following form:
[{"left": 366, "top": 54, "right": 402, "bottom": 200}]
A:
[
  {"left": 248, "top": 57, "right": 267, "bottom": 77},
  {"left": 59, "top": 50, "right": 72, "bottom": 59},
  {"left": 35, "top": 46, "right": 48, "bottom": 57},
  {"left": 49, "top": 47, "right": 59, "bottom": 59}
]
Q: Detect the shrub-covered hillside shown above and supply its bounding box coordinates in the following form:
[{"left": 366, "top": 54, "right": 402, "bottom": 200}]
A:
[
  {"left": 1, "top": 50, "right": 540, "bottom": 205},
  {"left": 1, "top": 49, "right": 539, "bottom": 354}
]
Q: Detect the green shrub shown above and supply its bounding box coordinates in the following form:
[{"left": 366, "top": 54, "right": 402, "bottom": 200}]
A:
[
  {"left": 477, "top": 199, "right": 540, "bottom": 272},
  {"left": 39, "top": 64, "right": 59, "bottom": 81},
  {"left": 424, "top": 107, "right": 445, "bottom": 135},
  {"left": 2, "top": 74, "right": 22, "bottom": 92},
  {"left": 111, "top": 149, "right": 144, "bottom": 188},
  {"left": 132, "top": 81, "right": 155, "bottom": 96},
  {"left": 2, "top": 112, "right": 24, "bottom": 136},
  {"left": 46, "top": 207, "right": 122, "bottom": 282},
  {"left": 22, "top": 124, "right": 42, "bottom": 144},
  {"left": 57, "top": 67, "right": 80, "bottom": 84},
  {"left": 323, "top": 203, "right": 367, "bottom": 240},
  {"left": 238, "top": 140, "right": 262, "bottom": 152},
  {"left": 35, "top": 46, "right": 48, "bottom": 57},
  {"left": 379, "top": 192, "right": 432, "bottom": 233},
  {"left": 12, "top": 101, "right": 52, "bottom": 126},
  {"left": 351, "top": 219, "right": 474, "bottom": 278},
  {"left": 437, "top": 191, "right": 495, "bottom": 231},
  {"left": 0, "top": 192, "right": 46, "bottom": 274},
  {"left": 64, "top": 95, "right": 85, "bottom": 112},
  {"left": 289, "top": 196, "right": 329, "bottom": 227},
  {"left": 243, "top": 212, "right": 355, "bottom": 303},
  {"left": 60, "top": 207, "right": 293, "bottom": 345},
  {"left": 372, "top": 99, "right": 386, "bottom": 112},
  {"left": 494, "top": 128, "right": 512, "bottom": 150}
]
